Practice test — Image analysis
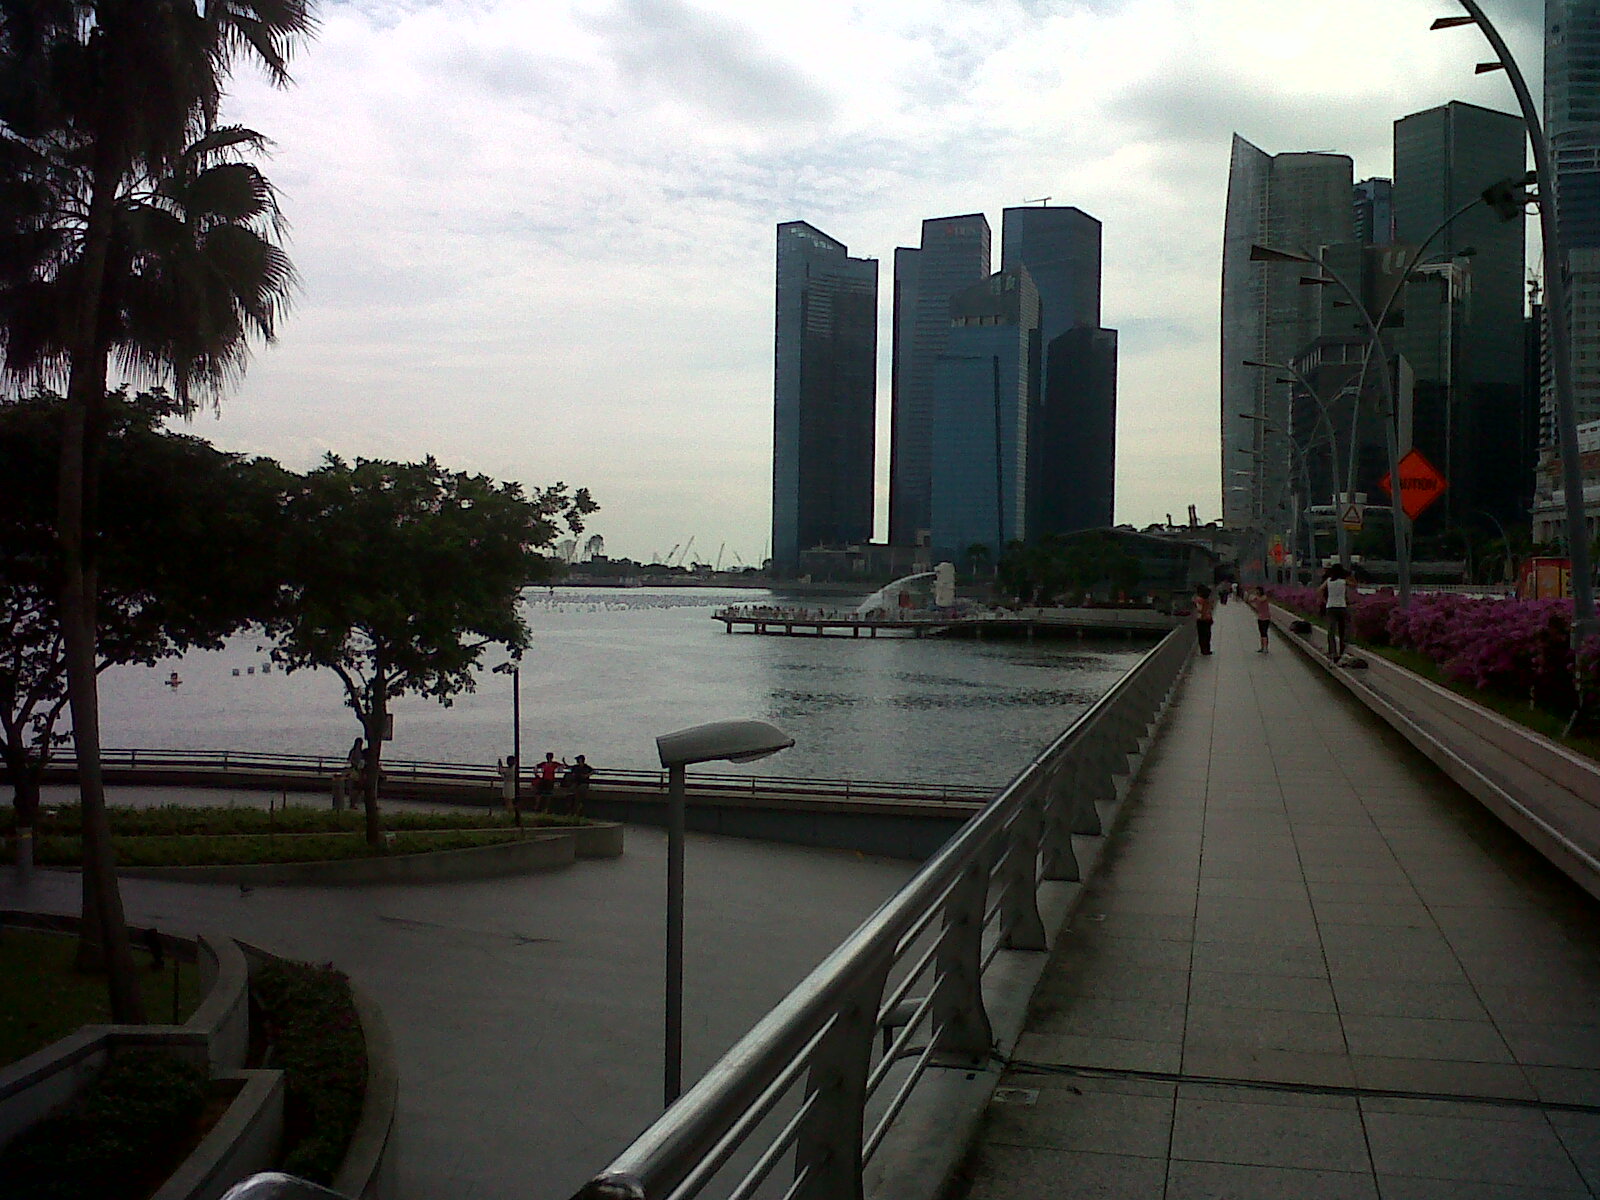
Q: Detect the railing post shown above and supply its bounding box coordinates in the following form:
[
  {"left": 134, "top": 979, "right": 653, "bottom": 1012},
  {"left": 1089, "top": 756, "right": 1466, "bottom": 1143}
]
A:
[
  {"left": 998, "top": 787, "right": 1048, "bottom": 951},
  {"left": 1039, "top": 752, "right": 1081, "bottom": 882},
  {"left": 792, "top": 957, "right": 892, "bottom": 1200},
  {"left": 931, "top": 850, "right": 995, "bottom": 1062}
]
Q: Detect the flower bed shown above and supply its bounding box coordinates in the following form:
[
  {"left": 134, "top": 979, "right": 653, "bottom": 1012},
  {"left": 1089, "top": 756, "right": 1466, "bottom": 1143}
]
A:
[{"left": 1273, "top": 588, "right": 1600, "bottom": 721}]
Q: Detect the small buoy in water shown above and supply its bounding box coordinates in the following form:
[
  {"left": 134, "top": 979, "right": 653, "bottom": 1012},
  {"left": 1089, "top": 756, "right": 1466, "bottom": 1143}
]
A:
[{"left": 164, "top": 671, "right": 182, "bottom": 689}]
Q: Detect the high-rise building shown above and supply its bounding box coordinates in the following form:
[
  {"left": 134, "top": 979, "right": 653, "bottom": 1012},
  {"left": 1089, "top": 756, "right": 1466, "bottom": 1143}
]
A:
[
  {"left": 1001, "top": 205, "right": 1117, "bottom": 535},
  {"left": 1546, "top": 1, "right": 1600, "bottom": 432},
  {"left": 889, "top": 214, "right": 992, "bottom": 546},
  {"left": 771, "top": 221, "right": 878, "bottom": 571},
  {"left": 929, "top": 269, "right": 1039, "bottom": 559},
  {"left": 1221, "top": 136, "right": 1354, "bottom": 535},
  {"left": 1031, "top": 326, "right": 1118, "bottom": 535},
  {"left": 1354, "top": 177, "right": 1395, "bottom": 245},
  {"left": 1393, "top": 101, "right": 1528, "bottom": 523}
]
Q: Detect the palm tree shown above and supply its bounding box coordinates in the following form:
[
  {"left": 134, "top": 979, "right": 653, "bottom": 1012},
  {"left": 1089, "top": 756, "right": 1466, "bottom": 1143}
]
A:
[{"left": 0, "top": 1, "right": 313, "bottom": 1021}]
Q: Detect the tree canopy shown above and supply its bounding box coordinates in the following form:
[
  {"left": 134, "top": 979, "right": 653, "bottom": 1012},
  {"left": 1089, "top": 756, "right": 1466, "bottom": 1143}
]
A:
[{"left": 267, "top": 456, "right": 596, "bottom": 846}]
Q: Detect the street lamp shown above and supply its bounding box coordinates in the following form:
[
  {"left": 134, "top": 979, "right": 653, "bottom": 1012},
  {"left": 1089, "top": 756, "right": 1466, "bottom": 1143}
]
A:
[
  {"left": 655, "top": 719, "right": 795, "bottom": 1106},
  {"left": 1432, "top": 0, "right": 1597, "bottom": 644}
]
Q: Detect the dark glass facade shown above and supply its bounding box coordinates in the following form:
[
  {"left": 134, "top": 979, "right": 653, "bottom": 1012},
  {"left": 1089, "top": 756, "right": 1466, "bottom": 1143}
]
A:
[
  {"left": 771, "top": 221, "right": 878, "bottom": 571},
  {"left": 889, "top": 215, "right": 992, "bottom": 545},
  {"left": 1030, "top": 326, "right": 1118, "bottom": 536},
  {"left": 1354, "top": 177, "right": 1395, "bottom": 245},
  {"left": 1393, "top": 101, "right": 1529, "bottom": 524}
]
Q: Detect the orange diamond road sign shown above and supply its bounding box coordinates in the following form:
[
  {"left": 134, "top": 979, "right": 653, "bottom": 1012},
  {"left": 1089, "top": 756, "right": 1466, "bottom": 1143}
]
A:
[{"left": 1379, "top": 449, "right": 1449, "bottom": 521}]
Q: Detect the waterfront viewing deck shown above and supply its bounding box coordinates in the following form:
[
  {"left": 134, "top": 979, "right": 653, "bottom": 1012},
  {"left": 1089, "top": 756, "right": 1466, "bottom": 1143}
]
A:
[
  {"left": 712, "top": 603, "right": 1178, "bottom": 638},
  {"left": 957, "top": 604, "right": 1600, "bottom": 1199}
]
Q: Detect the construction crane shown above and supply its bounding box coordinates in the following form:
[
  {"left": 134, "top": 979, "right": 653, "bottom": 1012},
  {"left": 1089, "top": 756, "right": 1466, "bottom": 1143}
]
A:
[
  {"left": 676, "top": 535, "right": 696, "bottom": 568},
  {"left": 714, "top": 543, "right": 725, "bottom": 572},
  {"left": 662, "top": 543, "right": 680, "bottom": 567}
]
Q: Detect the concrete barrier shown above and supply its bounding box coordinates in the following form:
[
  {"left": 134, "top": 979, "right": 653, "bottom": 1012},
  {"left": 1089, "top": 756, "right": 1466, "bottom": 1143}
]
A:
[{"left": 152, "top": 1070, "right": 286, "bottom": 1200}]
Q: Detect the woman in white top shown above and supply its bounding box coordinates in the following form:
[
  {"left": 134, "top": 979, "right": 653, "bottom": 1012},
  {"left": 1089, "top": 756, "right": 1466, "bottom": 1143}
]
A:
[{"left": 1317, "top": 565, "right": 1355, "bottom": 661}]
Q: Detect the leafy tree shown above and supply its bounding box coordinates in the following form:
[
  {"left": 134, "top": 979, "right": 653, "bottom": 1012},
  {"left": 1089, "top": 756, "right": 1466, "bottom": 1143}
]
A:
[
  {"left": 267, "top": 457, "right": 597, "bottom": 849},
  {"left": 964, "top": 542, "right": 991, "bottom": 579},
  {"left": 0, "top": 1, "right": 313, "bottom": 1019},
  {"left": 0, "top": 388, "right": 289, "bottom": 857},
  {"left": 997, "top": 534, "right": 1142, "bottom": 606}
]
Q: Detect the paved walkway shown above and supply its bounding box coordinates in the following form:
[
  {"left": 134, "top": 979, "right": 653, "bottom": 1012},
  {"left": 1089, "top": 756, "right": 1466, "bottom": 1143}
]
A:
[
  {"left": 1, "top": 803, "right": 913, "bottom": 1200},
  {"left": 959, "top": 603, "right": 1600, "bottom": 1199}
]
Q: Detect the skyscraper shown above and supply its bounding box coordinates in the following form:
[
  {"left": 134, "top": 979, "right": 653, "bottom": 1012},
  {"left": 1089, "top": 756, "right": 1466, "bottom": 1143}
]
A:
[
  {"left": 1220, "top": 136, "right": 1354, "bottom": 535},
  {"left": 1354, "top": 177, "right": 1396, "bottom": 244},
  {"left": 1001, "top": 205, "right": 1117, "bottom": 536},
  {"left": 1393, "top": 101, "right": 1528, "bottom": 523},
  {"left": 771, "top": 221, "right": 878, "bottom": 571},
  {"left": 889, "top": 214, "right": 992, "bottom": 546},
  {"left": 1546, "top": 1, "right": 1600, "bottom": 431},
  {"left": 930, "top": 269, "right": 1040, "bottom": 559}
]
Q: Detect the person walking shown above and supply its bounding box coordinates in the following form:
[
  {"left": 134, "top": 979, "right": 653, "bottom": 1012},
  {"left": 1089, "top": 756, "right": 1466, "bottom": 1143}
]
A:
[
  {"left": 1250, "top": 586, "right": 1272, "bottom": 652},
  {"left": 1193, "top": 583, "right": 1214, "bottom": 655},
  {"left": 498, "top": 755, "right": 520, "bottom": 821},
  {"left": 1318, "top": 565, "right": 1354, "bottom": 662}
]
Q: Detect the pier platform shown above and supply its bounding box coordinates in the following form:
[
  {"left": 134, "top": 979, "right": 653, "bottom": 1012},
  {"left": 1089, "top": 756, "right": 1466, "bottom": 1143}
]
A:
[{"left": 712, "top": 605, "right": 1177, "bottom": 639}]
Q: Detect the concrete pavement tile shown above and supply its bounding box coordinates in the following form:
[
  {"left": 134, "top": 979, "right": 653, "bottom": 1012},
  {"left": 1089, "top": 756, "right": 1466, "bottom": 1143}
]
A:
[
  {"left": 1024, "top": 994, "right": 1186, "bottom": 1043},
  {"left": 1053, "top": 930, "right": 1195, "bottom": 973},
  {"left": 1310, "top": 901, "right": 1435, "bottom": 928},
  {"left": 1195, "top": 894, "right": 1316, "bottom": 923},
  {"left": 1081, "top": 886, "right": 1197, "bottom": 917},
  {"left": 956, "top": 1143, "right": 1169, "bottom": 1199},
  {"left": 1166, "top": 1160, "right": 1379, "bottom": 1200},
  {"left": 1188, "top": 969, "right": 1338, "bottom": 1014},
  {"left": 1305, "top": 881, "right": 1425, "bottom": 906},
  {"left": 1170, "top": 1095, "right": 1370, "bottom": 1171},
  {"left": 1340, "top": 1014, "right": 1514, "bottom": 1063},
  {"left": 1176, "top": 1082, "right": 1357, "bottom": 1110},
  {"left": 1184, "top": 1003, "right": 1346, "bottom": 1056},
  {"left": 1525, "top": 1066, "right": 1600, "bottom": 1107},
  {"left": 1331, "top": 978, "right": 1491, "bottom": 1021},
  {"left": 1323, "top": 944, "right": 1468, "bottom": 986},
  {"left": 1498, "top": 1022, "right": 1600, "bottom": 1070},
  {"left": 1038, "top": 964, "right": 1192, "bottom": 1004},
  {"left": 1374, "top": 1180, "right": 1590, "bottom": 1200},
  {"left": 1477, "top": 984, "right": 1600, "bottom": 1025},
  {"left": 1362, "top": 1108, "right": 1587, "bottom": 1190},
  {"left": 1193, "top": 913, "right": 1323, "bottom": 946},
  {"left": 1014, "top": 1031, "right": 1183, "bottom": 1075},
  {"left": 1196, "top": 876, "right": 1312, "bottom": 901},
  {"left": 1067, "top": 909, "right": 1194, "bottom": 942},
  {"left": 1189, "top": 939, "right": 1329, "bottom": 978},
  {"left": 980, "top": 1084, "right": 1175, "bottom": 1158},
  {"left": 1350, "top": 1056, "right": 1535, "bottom": 1101},
  {"left": 1301, "top": 863, "right": 1414, "bottom": 885},
  {"left": 1547, "top": 1111, "right": 1600, "bottom": 1195},
  {"left": 1359, "top": 1095, "right": 1545, "bottom": 1121},
  {"left": 1180, "top": 1044, "right": 1357, "bottom": 1090}
]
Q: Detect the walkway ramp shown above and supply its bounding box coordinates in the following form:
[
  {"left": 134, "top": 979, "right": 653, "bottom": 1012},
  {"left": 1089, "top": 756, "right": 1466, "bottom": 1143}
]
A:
[{"left": 958, "top": 605, "right": 1600, "bottom": 1198}]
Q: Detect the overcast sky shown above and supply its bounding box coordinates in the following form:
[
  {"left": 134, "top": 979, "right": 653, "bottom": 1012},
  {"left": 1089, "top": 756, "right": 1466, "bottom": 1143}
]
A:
[{"left": 198, "top": 0, "right": 1545, "bottom": 565}]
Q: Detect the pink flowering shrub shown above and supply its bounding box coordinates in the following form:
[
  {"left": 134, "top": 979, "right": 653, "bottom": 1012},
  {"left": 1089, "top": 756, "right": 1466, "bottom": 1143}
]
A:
[
  {"left": 1579, "top": 635, "right": 1600, "bottom": 709},
  {"left": 1351, "top": 589, "right": 1399, "bottom": 646}
]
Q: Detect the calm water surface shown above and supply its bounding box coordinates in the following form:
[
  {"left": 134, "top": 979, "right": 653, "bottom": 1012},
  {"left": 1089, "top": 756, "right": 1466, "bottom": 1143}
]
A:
[{"left": 96, "top": 587, "right": 1152, "bottom": 787}]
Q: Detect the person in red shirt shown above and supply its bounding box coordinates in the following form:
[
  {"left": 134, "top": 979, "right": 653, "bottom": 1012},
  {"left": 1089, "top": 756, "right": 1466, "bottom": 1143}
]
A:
[
  {"left": 534, "top": 751, "right": 566, "bottom": 807},
  {"left": 1193, "top": 583, "right": 1214, "bottom": 655},
  {"left": 1250, "top": 587, "right": 1272, "bottom": 652}
]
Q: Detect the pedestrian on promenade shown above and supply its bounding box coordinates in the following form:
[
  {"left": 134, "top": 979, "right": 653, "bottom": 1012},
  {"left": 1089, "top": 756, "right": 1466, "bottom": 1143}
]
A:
[
  {"left": 1218, "top": 581, "right": 1231, "bottom": 606},
  {"left": 339, "top": 737, "right": 365, "bottom": 810},
  {"left": 563, "top": 754, "right": 595, "bottom": 816},
  {"left": 1250, "top": 586, "right": 1271, "bottom": 652},
  {"left": 534, "top": 751, "right": 565, "bottom": 808},
  {"left": 1193, "top": 583, "right": 1214, "bottom": 655},
  {"left": 498, "top": 755, "right": 520, "bottom": 823},
  {"left": 1318, "top": 564, "right": 1354, "bottom": 662}
]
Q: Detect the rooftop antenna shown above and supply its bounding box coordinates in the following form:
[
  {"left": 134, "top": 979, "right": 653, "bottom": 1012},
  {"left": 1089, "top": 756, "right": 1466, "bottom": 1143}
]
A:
[{"left": 1024, "top": 196, "right": 1051, "bottom": 206}]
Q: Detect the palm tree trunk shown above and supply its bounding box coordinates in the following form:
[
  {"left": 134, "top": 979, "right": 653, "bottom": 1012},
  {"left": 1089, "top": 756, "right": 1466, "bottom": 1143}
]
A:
[
  {"left": 60, "top": 153, "right": 144, "bottom": 1021},
  {"left": 361, "top": 667, "right": 386, "bottom": 850}
]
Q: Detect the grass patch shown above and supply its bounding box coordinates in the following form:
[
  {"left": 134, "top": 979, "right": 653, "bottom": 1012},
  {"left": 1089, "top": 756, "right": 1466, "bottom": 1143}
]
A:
[
  {"left": 30, "top": 827, "right": 534, "bottom": 868},
  {"left": 2, "top": 804, "right": 586, "bottom": 837},
  {"left": 253, "top": 960, "right": 365, "bottom": 1185},
  {"left": 0, "top": 928, "right": 202, "bottom": 1069},
  {"left": 0, "top": 1049, "right": 210, "bottom": 1200}
]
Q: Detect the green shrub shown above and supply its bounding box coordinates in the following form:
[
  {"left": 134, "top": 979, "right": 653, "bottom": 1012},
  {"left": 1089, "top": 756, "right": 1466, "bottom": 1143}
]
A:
[
  {"left": 0, "top": 1050, "right": 208, "bottom": 1200},
  {"left": 253, "top": 960, "right": 366, "bottom": 1184},
  {"left": 5, "top": 802, "right": 583, "bottom": 837},
  {"left": 32, "top": 827, "right": 526, "bottom": 867}
]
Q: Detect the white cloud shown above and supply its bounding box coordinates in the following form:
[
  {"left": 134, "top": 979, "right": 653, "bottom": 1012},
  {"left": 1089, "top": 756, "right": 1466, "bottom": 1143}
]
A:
[{"left": 196, "top": 0, "right": 1548, "bottom": 561}]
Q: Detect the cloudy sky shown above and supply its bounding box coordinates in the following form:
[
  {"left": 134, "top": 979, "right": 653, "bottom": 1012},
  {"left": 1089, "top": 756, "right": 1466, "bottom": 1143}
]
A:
[{"left": 202, "top": 0, "right": 1545, "bottom": 565}]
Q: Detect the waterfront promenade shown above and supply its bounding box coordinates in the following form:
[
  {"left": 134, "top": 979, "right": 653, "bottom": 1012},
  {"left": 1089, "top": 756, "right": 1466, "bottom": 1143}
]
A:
[{"left": 958, "top": 604, "right": 1600, "bottom": 1198}]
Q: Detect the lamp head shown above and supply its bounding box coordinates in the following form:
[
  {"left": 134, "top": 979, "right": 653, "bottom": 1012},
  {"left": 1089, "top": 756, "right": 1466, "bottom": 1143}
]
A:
[{"left": 657, "top": 719, "right": 795, "bottom": 768}]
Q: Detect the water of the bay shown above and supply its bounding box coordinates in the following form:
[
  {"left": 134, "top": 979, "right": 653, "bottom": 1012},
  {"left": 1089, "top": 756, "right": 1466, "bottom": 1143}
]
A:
[{"left": 96, "top": 587, "right": 1154, "bottom": 788}]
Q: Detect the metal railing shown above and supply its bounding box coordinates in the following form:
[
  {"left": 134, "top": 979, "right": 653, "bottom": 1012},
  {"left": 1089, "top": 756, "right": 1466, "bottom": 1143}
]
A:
[
  {"left": 220, "top": 1174, "right": 344, "bottom": 1200},
  {"left": 35, "top": 747, "right": 990, "bottom": 807},
  {"left": 567, "top": 625, "right": 1193, "bottom": 1200}
]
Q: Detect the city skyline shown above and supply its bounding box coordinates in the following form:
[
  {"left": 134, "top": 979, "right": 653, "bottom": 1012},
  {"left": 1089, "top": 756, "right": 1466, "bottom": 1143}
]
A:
[{"left": 170, "top": 0, "right": 1544, "bottom": 564}]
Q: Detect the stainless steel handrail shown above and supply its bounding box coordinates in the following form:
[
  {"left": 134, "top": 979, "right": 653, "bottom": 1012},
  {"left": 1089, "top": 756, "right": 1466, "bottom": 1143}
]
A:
[
  {"left": 569, "top": 626, "right": 1193, "bottom": 1200},
  {"left": 218, "top": 1174, "right": 344, "bottom": 1200}
]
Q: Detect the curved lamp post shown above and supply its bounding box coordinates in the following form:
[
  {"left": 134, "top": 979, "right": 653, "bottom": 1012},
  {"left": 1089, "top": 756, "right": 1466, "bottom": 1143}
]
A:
[
  {"left": 655, "top": 719, "right": 795, "bottom": 1105},
  {"left": 1433, "top": 0, "right": 1597, "bottom": 645}
]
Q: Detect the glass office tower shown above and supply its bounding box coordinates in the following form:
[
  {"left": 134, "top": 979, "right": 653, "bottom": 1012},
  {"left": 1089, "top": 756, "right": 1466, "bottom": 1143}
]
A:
[
  {"left": 929, "top": 269, "right": 1040, "bottom": 560},
  {"left": 771, "top": 221, "right": 878, "bottom": 571},
  {"left": 889, "top": 214, "right": 992, "bottom": 546},
  {"left": 1547, "top": 0, "right": 1600, "bottom": 430}
]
